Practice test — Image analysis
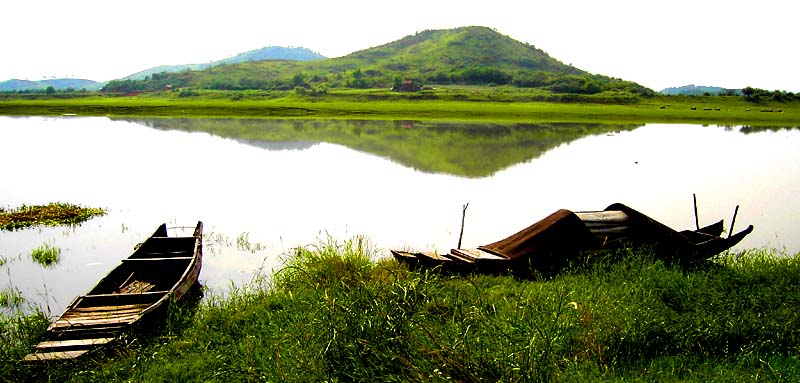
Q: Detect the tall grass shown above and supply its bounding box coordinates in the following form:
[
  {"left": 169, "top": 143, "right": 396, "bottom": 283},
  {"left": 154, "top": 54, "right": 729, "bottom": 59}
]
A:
[{"left": 2, "top": 241, "right": 799, "bottom": 382}]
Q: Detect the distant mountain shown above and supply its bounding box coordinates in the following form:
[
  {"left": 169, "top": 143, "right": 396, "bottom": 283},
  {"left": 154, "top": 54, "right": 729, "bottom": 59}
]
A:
[
  {"left": 0, "top": 78, "right": 103, "bottom": 92},
  {"left": 660, "top": 84, "right": 741, "bottom": 96},
  {"left": 123, "top": 46, "right": 325, "bottom": 81},
  {"left": 105, "top": 26, "right": 651, "bottom": 94}
]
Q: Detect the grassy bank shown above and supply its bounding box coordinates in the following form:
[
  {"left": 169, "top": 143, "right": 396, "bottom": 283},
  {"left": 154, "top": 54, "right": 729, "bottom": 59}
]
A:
[
  {"left": 3, "top": 237, "right": 799, "bottom": 382},
  {"left": 1, "top": 89, "right": 799, "bottom": 126}
]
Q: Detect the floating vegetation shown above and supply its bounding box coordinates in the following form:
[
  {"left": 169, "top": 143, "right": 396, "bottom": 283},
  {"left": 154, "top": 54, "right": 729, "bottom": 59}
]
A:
[
  {"left": 236, "top": 232, "right": 266, "bottom": 253},
  {"left": 0, "top": 288, "right": 23, "bottom": 309},
  {"left": 30, "top": 243, "right": 61, "bottom": 267},
  {"left": 204, "top": 231, "right": 266, "bottom": 254},
  {"left": 0, "top": 202, "right": 107, "bottom": 231}
]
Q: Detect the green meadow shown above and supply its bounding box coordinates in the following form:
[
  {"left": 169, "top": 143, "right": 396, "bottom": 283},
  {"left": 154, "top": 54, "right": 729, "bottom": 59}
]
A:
[
  {"left": 1, "top": 88, "right": 799, "bottom": 126},
  {"left": 2, "top": 238, "right": 798, "bottom": 382}
]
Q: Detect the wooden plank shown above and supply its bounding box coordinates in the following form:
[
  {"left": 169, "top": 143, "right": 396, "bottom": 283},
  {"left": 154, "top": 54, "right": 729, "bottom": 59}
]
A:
[
  {"left": 35, "top": 337, "right": 113, "bottom": 350},
  {"left": 56, "top": 312, "right": 139, "bottom": 324},
  {"left": 122, "top": 256, "right": 194, "bottom": 262},
  {"left": 51, "top": 316, "right": 138, "bottom": 329},
  {"left": 83, "top": 290, "right": 169, "bottom": 298},
  {"left": 71, "top": 304, "right": 149, "bottom": 313},
  {"left": 576, "top": 211, "right": 629, "bottom": 224},
  {"left": 61, "top": 309, "right": 144, "bottom": 320},
  {"left": 24, "top": 350, "right": 89, "bottom": 361},
  {"left": 450, "top": 248, "right": 508, "bottom": 262},
  {"left": 53, "top": 325, "right": 126, "bottom": 336}
]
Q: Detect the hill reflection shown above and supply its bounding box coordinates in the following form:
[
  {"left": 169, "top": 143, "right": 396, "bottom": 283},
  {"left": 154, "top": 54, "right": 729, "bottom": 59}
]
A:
[{"left": 122, "top": 118, "right": 642, "bottom": 178}]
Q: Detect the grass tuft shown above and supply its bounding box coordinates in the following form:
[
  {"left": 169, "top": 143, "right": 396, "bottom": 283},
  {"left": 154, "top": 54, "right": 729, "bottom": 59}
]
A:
[{"left": 29, "top": 243, "right": 61, "bottom": 267}]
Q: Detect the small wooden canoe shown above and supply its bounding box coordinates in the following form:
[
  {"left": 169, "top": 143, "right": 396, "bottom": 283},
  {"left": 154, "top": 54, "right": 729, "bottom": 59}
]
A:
[{"left": 24, "top": 222, "right": 203, "bottom": 361}]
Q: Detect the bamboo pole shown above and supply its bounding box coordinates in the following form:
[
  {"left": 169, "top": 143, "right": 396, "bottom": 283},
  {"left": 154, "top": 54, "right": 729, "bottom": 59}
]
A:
[
  {"left": 458, "top": 203, "right": 469, "bottom": 249},
  {"left": 729, "top": 205, "right": 739, "bottom": 238}
]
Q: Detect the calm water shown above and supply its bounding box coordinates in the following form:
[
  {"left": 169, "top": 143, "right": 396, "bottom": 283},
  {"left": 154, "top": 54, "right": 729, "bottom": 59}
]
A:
[{"left": 1, "top": 116, "right": 799, "bottom": 314}]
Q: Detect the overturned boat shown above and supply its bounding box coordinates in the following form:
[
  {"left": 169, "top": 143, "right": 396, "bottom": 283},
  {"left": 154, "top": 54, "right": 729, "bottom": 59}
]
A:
[
  {"left": 24, "top": 222, "right": 203, "bottom": 361},
  {"left": 392, "top": 203, "right": 753, "bottom": 275}
]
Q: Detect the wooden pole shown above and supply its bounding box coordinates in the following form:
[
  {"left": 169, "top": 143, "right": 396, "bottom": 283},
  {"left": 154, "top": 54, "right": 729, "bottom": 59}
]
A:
[
  {"left": 693, "top": 193, "right": 700, "bottom": 230},
  {"left": 728, "top": 205, "right": 739, "bottom": 238},
  {"left": 458, "top": 203, "right": 469, "bottom": 249}
]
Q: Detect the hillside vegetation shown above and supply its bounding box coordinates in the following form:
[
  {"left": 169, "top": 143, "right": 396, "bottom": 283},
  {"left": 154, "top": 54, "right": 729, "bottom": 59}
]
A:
[
  {"left": 102, "top": 27, "right": 650, "bottom": 95},
  {"left": 122, "top": 46, "right": 325, "bottom": 81}
]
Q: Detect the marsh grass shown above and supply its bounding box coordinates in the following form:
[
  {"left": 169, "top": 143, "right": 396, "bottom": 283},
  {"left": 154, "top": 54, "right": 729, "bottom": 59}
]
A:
[
  {"left": 2, "top": 240, "right": 799, "bottom": 382},
  {"left": 235, "top": 232, "right": 265, "bottom": 253},
  {"left": 0, "top": 288, "right": 24, "bottom": 309},
  {"left": 0, "top": 202, "right": 106, "bottom": 231},
  {"left": 29, "top": 243, "right": 61, "bottom": 267}
]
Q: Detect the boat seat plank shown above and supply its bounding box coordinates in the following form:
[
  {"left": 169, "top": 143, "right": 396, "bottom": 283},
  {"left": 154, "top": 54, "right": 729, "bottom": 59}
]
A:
[
  {"left": 122, "top": 257, "right": 193, "bottom": 262},
  {"left": 71, "top": 304, "right": 150, "bottom": 313},
  {"left": 51, "top": 316, "right": 138, "bottom": 329},
  {"left": 35, "top": 338, "right": 114, "bottom": 350},
  {"left": 24, "top": 350, "right": 90, "bottom": 361},
  {"left": 83, "top": 290, "right": 170, "bottom": 298},
  {"left": 51, "top": 325, "right": 126, "bottom": 337},
  {"left": 62, "top": 309, "right": 144, "bottom": 320}
]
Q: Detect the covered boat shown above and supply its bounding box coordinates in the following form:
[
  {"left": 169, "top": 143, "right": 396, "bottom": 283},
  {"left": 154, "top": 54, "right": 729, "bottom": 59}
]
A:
[
  {"left": 24, "top": 222, "right": 203, "bottom": 361},
  {"left": 392, "top": 203, "right": 753, "bottom": 275}
]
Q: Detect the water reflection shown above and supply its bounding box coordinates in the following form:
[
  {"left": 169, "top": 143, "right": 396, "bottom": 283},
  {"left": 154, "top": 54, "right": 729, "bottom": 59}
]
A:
[
  {"left": 1, "top": 116, "right": 799, "bottom": 315},
  {"left": 123, "top": 118, "right": 643, "bottom": 178}
]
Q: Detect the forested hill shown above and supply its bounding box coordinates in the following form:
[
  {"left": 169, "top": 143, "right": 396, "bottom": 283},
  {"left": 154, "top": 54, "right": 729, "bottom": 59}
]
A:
[{"left": 103, "top": 26, "right": 651, "bottom": 95}]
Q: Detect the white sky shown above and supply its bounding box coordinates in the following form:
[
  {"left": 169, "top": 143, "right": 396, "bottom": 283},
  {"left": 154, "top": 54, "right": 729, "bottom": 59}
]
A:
[{"left": 2, "top": 0, "right": 798, "bottom": 91}]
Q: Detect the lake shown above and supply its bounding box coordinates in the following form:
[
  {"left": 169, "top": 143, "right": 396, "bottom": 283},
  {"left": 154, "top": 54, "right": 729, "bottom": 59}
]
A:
[{"left": 2, "top": 116, "right": 799, "bottom": 314}]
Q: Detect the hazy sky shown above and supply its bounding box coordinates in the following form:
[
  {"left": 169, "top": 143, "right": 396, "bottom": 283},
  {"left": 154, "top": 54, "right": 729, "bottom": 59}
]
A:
[{"left": 3, "top": 0, "right": 798, "bottom": 91}]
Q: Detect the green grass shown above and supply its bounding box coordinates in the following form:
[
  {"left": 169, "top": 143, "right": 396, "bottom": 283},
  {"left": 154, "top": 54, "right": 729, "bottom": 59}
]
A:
[
  {"left": 2, "top": 239, "right": 798, "bottom": 382},
  {"left": 2, "top": 90, "right": 799, "bottom": 126},
  {"left": 0, "top": 202, "right": 106, "bottom": 231},
  {"left": 0, "top": 288, "right": 24, "bottom": 309},
  {"left": 29, "top": 243, "right": 61, "bottom": 267}
]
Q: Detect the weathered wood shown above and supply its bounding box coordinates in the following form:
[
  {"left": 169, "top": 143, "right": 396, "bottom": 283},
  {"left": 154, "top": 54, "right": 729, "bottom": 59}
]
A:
[
  {"left": 575, "top": 211, "right": 628, "bottom": 224},
  {"left": 51, "top": 315, "right": 138, "bottom": 329},
  {"left": 70, "top": 304, "right": 149, "bottom": 314},
  {"left": 35, "top": 338, "right": 113, "bottom": 350},
  {"left": 450, "top": 248, "right": 508, "bottom": 262},
  {"left": 24, "top": 221, "right": 203, "bottom": 362},
  {"left": 122, "top": 256, "right": 194, "bottom": 262},
  {"left": 62, "top": 309, "right": 144, "bottom": 320},
  {"left": 24, "top": 350, "right": 90, "bottom": 361},
  {"left": 83, "top": 290, "right": 170, "bottom": 299}
]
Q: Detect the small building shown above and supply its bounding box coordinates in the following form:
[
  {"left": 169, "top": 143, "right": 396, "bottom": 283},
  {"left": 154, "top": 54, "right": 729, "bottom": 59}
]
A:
[{"left": 392, "top": 79, "right": 421, "bottom": 92}]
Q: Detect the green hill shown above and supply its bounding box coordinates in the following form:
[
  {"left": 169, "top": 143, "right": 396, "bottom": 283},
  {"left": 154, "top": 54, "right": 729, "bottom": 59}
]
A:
[
  {"left": 122, "top": 46, "right": 326, "bottom": 81},
  {"left": 103, "top": 26, "right": 650, "bottom": 95}
]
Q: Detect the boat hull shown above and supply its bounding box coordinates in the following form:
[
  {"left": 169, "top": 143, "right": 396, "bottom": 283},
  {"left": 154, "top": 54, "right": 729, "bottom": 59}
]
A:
[{"left": 24, "top": 222, "right": 203, "bottom": 361}]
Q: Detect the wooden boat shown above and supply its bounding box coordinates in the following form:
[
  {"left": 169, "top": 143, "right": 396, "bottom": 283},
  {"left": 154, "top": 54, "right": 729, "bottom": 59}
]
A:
[
  {"left": 392, "top": 203, "right": 753, "bottom": 275},
  {"left": 24, "top": 222, "right": 203, "bottom": 361}
]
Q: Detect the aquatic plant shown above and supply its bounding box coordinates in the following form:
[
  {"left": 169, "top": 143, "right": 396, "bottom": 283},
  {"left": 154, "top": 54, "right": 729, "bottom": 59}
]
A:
[
  {"left": 0, "top": 202, "right": 106, "bottom": 231},
  {"left": 236, "top": 232, "right": 265, "bottom": 253},
  {"left": 30, "top": 243, "right": 61, "bottom": 267},
  {"left": 0, "top": 288, "right": 23, "bottom": 309}
]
